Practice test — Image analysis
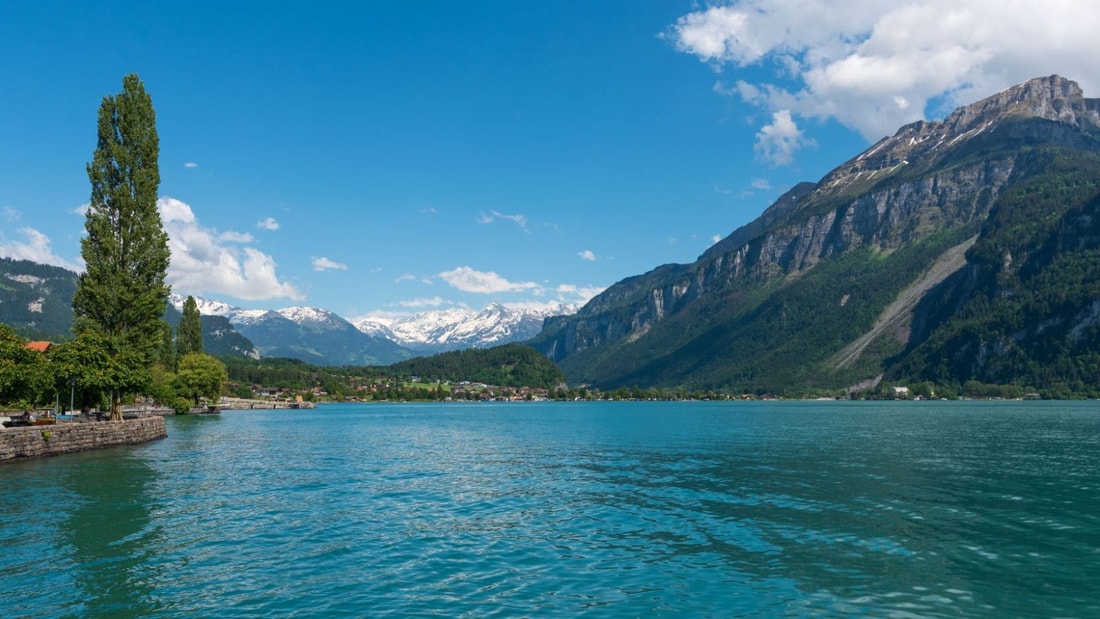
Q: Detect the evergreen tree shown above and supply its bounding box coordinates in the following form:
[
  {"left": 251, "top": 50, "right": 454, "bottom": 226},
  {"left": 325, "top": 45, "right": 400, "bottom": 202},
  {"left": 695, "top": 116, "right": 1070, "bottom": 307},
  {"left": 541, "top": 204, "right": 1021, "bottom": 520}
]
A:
[
  {"left": 71, "top": 74, "right": 170, "bottom": 421},
  {"left": 177, "top": 295, "right": 203, "bottom": 357},
  {"left": 158, "top": 317, "right": 176, "bottom": 371}
]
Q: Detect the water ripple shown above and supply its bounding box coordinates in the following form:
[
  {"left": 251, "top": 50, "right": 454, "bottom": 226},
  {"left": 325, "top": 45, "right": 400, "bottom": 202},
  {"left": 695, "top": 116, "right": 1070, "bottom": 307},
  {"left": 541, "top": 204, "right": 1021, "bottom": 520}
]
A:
[{"left": 2, "top": 401, "right": 1099, "bottom": 617}]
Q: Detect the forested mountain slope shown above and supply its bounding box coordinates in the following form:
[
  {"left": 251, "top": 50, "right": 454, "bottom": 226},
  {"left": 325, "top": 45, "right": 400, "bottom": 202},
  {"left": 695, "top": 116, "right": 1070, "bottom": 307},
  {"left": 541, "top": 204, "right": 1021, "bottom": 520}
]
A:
[{"left": 531, "top": 75, "right": 1100, "bottom": 395}]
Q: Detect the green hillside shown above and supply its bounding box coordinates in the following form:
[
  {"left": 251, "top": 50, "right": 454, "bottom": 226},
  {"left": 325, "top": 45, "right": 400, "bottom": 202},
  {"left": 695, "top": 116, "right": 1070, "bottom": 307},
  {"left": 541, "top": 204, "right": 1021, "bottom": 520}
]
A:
[{"left": 389, "top": 344, "right": 565, "bottom": 389}]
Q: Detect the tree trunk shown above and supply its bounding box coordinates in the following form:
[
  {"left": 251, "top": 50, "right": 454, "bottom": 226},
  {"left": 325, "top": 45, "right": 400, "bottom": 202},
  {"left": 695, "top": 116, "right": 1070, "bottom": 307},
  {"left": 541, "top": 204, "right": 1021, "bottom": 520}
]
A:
[{"left": 110, "top": 388, "right": 123, "bottom": 422}]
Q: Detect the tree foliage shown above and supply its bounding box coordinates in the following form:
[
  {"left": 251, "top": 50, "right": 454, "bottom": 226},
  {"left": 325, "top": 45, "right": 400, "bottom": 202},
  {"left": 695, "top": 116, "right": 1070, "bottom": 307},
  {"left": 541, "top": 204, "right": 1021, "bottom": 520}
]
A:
[
  {"left": 0, "top": 324, "right": 53, "bottom": 407},
  {"left": 175, "top": 353, "right": 228, "bottom": 405},
  {"left": 890, "top": 148, "right": 1100, "bottom": 397},
  {"left": 49, "top": 330, "right": 146, "bottom": 412},
  {"left": 176, "top": 295, "right": 203, "bottom": 358},
  {"left": 71, "top": 74, "right": 170, "bottom": 420},
  {"left": 158, "top": 318, "right": 176, "bottom": 371},
  {"left": 388, "top": 344, "right": 566, "bottom": 388}
]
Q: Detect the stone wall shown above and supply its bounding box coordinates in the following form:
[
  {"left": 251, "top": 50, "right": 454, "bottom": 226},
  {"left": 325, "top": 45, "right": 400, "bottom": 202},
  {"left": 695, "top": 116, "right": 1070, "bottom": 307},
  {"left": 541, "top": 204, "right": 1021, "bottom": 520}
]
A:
[{"left": 0, "top": 417, "right": 167, "bottom": 462}]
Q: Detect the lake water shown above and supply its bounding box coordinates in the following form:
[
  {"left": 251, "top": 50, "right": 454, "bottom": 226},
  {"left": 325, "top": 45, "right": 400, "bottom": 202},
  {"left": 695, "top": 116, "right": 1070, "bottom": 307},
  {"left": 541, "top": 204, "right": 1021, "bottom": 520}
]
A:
[{"left": 1, "top": 401, "right": 1098, "bottom": 617}]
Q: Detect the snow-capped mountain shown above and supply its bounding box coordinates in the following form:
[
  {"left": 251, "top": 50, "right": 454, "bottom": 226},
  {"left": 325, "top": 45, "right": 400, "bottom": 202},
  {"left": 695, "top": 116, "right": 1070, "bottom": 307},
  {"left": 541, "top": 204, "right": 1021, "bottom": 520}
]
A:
[
  {"left": 170, "top": 294, "right": 410, "bottom": 365},
  {"left": 276, "top": 306, "right": 348, "bottom": 328},
  {"left": 168, "top": 294, "right": 577, "bottom": 363},
  {"left": 169, "top": 293, "right": 238, "bottom": 318},
  {"left": 352, "top": 302, "right": 579, "bottom": 353},
  {"left": 171, "top": 296, "right": 349, "bottom": 331}
]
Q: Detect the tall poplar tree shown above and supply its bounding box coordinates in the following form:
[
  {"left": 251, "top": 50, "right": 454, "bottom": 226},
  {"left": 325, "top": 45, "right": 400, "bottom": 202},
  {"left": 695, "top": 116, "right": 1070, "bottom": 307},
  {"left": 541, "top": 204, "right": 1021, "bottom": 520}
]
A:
[
  {"left": 72, "top": 74, "right": 170, "bottom": 421},
  {"left": 158, "top": 317, "right": 176, "bottom": 371},
  {"left": 176, "top": 295, "right": 204, "bottom": 357}
]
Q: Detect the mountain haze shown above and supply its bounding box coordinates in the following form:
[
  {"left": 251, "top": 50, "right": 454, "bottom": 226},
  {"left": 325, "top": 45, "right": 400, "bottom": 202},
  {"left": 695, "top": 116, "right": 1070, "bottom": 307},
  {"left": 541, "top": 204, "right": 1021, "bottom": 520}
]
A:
[{"left": 531, "top": 75, "right": 1100, "bottom": 395}]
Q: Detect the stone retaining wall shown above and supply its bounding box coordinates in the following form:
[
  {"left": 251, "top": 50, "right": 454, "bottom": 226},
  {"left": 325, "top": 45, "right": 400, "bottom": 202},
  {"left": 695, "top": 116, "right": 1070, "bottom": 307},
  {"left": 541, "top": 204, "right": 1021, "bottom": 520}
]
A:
[{"left": 0, "top": 417, "right": 167, "bottom": 462}]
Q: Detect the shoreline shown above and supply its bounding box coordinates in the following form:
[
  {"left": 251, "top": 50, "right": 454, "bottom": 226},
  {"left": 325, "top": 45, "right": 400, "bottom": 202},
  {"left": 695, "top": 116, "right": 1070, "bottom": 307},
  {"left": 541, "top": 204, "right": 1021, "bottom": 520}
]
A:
[{"left": 0, "top": 416, "right": 167, "bottom": 463}]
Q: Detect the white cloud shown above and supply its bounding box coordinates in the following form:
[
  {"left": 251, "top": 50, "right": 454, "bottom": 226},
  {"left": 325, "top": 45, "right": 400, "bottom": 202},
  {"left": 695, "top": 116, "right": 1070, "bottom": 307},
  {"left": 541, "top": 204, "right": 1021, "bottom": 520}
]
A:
[
  {"left": 3, "top": 206, "right": 20, "bottom": 221},
  {"left": 219, "top": 231, "right": 254, "bottom": 243},
  {"left": 160, "top": 198, "right": 197, "bottom": 225},
  {"left": 670, "top": 1, "right": 1100, "bottom": 143},
  {"left": 399, "top": 296, "right": 447, "bottom": 308},
  {"left": 257, "top": 217, "right": 280, "bottom": 231},
  {"left": 555, "top": 284, "right": 605, "bottom": 304},
  {"left": 0, "top": 227, "right": 82, "bottom": 271},
  {"left": 751, "top": 178, "right": 771, "bottom": 190},
  {"left": 183, "top": 162, "right": 199, "bottom": 169},
  {"left": 439, "top": 266, "right": 541, "bottom": 294},
  {"left": 395, "top": 273, "right": 417, "bottom": 283},
  {"left": 711, "top": 234, "right": 723, "bottom": 245},
  {"left": 578, "top": 249, "right": 597, "bottom": 261},
  {"left": 755, "top": 110, "right": 814, "bottom": 166},
  {"left": 159, "top": 197, "right": 303, "bottom": 301},
  {"left": 312, "top": 256, "right": 348, "bottom": 272},
  {"left": 478, "top": 210, "right": 530, "bottom": 232},
  {"left": 72, "top": 203, "right": 90, "bottom": 216}
]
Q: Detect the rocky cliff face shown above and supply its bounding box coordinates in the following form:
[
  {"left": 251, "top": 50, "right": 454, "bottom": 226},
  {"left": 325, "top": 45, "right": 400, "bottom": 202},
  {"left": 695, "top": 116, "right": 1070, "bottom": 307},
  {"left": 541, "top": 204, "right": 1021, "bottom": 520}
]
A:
[{"left": 532, "top": 75, "right": 1100, "bottom": 392}]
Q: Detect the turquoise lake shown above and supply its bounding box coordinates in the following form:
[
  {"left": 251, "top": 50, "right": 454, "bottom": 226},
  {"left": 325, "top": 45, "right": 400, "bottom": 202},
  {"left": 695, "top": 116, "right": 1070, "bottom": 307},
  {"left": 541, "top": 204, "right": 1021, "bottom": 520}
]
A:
[{"left": 1, "top": 401, "right": 1098, "bottom": 617}]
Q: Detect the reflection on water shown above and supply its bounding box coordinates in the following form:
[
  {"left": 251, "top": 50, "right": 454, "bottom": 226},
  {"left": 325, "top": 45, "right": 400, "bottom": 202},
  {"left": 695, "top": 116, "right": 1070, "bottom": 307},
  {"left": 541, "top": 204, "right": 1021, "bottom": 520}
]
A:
[
  {"left": 60, "top": 451, "right": 163, "bottom": 617},
  {"left": 1, "top": 401, "right": 1098, "bottom": 617},
  {"left": 0, "top": 442, "right": 164, "bottom": 618}
]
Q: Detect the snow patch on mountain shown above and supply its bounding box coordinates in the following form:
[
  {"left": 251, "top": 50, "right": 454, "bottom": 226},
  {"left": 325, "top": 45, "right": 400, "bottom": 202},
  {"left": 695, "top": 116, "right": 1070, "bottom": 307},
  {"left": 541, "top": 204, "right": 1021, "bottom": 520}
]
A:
[
  {"left": 230, "top": 309, "right": 274, "bottom": 325},
  {"left": 168, "top": 293, "right": 236, "bottom": 317},
  {"left": 276, "top": 306, "right": 346, "bottom": 326},
  {"left": 169, "top": 292, "right": 578, "bottom": 353},
  {"left": 352, "top": 302, "right": 578, "bottom": 351}
]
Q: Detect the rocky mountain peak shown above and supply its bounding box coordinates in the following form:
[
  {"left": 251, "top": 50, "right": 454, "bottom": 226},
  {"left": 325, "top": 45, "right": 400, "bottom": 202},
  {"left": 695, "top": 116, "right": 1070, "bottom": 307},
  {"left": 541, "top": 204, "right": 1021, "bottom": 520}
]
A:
[
  {"left": 821, "top": 75, "right": 1100, "bottom": 193},
  {"left": 944, "top": 75, "right": 1099, "bottom": 131},
  {"left": 532, "top": 74, "right": 1100, "bottom": 394}
]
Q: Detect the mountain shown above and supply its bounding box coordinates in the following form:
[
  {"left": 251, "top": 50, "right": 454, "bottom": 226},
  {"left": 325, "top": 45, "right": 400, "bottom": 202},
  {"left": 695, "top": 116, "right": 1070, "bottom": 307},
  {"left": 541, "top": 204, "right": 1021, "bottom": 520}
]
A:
[
  {"left": 531, "top": 75, "right": 1100, "bottom": 396},
  {"left": 163, "top": 303, "right": 260, "bottom": 359},
  {"left": 169, "top": 296, "right": 413, "bottom": 366},
  {"left": 0, "top": 261, "right": 260, "bottom": 358},
  {"left": 0, "top": 258, "right": 78, "bottom": 340},
  {"left": 165, "top": 292, "right": 576, "bottom": 360},
  {"left": 352, "top": 302, "right": 578, "bottom": 353}
]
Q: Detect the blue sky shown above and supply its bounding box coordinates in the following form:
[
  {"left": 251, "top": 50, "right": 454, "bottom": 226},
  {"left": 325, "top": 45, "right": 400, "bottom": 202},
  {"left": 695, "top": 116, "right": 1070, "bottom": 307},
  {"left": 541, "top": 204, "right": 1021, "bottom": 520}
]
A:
[{"left": 2, "top": 1, "right": 1095, "bottom": 320}]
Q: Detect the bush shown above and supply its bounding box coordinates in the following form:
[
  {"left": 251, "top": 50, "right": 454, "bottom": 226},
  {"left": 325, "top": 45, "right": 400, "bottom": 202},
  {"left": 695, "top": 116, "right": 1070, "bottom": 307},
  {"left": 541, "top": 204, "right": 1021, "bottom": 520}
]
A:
[{"left": 170, "top": 397, "right": 192, "bottom": 415}]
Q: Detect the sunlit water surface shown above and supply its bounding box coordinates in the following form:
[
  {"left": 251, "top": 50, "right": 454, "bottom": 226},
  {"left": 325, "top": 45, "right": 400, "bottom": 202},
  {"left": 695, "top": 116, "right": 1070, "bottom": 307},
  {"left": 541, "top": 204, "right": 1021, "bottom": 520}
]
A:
[{"left": 2, "top": 401, "right": 1098, "bottom": 617}]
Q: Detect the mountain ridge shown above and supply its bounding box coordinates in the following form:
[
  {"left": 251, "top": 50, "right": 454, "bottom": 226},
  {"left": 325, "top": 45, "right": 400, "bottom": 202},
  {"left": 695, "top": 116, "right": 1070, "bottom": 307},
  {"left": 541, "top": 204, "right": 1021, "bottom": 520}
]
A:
[
  {"left": 166, "top": 294, "right": 577, "bottom": 361},
  {"left": 532, "top": 74, "right": 1100, "bottom": 395},
  {"left": 0, "top": 261, "right": 575, "bottom": 366},
  {"left": 352, "top": 302, "right": 578, "bottom": 353}
]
